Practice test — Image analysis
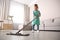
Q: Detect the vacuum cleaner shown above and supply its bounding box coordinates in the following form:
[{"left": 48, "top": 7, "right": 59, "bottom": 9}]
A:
[{"left": 6, "top": 17, "right": 36, "bottom": 36}]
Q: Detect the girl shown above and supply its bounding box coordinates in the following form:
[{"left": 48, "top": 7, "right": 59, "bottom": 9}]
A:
[{"left": 32, "top": 4, "right": 41, "bottom": 32}]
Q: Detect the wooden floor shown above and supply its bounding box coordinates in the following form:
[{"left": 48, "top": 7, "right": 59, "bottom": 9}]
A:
[{"left": 0, "top": 30, "right": 60, "bottom": 40}]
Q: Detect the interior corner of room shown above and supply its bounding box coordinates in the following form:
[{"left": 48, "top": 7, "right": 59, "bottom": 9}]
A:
[{"left": 0, "top": 0, "right": 60, "bottom": 30}]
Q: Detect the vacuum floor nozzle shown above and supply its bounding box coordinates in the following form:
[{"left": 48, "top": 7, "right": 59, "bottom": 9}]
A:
[{"left": 6, "top": 32, "right": 30, "bottom": 36}]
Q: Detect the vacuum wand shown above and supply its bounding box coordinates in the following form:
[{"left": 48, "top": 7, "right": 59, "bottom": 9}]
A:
[{"left": 16, "top": 18, "right": 36, "bottom": 34}]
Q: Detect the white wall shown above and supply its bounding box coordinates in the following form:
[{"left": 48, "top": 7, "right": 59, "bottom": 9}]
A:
[{"left": 30, "top": 0, "right": 60, "bottom": 21}]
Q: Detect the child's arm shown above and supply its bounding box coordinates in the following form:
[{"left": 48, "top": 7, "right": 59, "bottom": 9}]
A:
[
  {"left": 39, "top": 12, "right": 41, "bottom": 17},
  {"left": 36, "top": 11, "right": 41, "bottom": 17}
]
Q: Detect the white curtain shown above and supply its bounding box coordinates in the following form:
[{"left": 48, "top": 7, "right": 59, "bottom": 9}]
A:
[
  {"left": 0, "top": 0, "right": 30, "bottom": 24},
  {"left": 24, "top": 5, "right": 30, "bottom": 25},
  {"left": 9, "top": 1, "right": 24, "bottom": 24},
  {"left": 0, "top": 0, "right": 10, "bottom": 20}
]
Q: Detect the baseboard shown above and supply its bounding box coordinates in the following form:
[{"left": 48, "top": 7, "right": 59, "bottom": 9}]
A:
[
  {"left": 39, "top": 30, "right": 60, "bottom": 32},
  {"left": 23, "top": 30, "right": 60, "bottom": 32}
]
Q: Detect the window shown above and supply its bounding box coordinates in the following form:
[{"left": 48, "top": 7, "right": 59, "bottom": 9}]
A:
[{"left": 9, "top": 1, "right": 24, "bottom": 24}]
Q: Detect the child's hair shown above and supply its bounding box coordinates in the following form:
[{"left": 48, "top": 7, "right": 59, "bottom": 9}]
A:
[{"left": 34, "top": 4, "right": 38, "bottom": 8}]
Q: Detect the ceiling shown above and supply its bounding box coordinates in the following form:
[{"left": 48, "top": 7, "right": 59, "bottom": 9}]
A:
[{"left": 12, "top": 0, "right": 37, "bottom": 6}]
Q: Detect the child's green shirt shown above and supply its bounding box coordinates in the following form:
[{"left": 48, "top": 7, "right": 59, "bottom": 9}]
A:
[{"left": 32, "top": 10, "right": 41, "bottom": 25}]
